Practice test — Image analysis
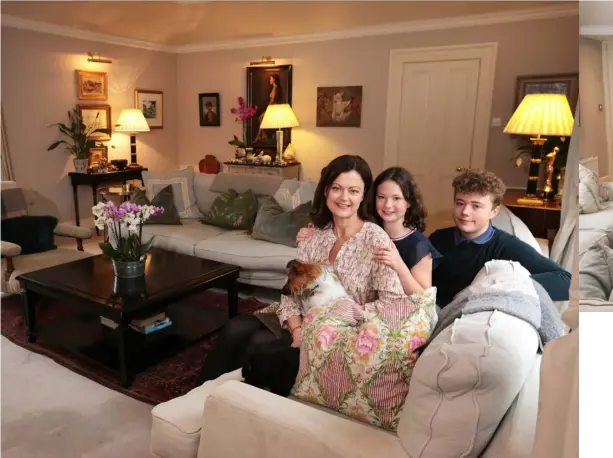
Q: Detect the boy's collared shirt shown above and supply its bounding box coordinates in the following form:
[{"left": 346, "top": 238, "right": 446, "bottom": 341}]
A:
[{"left": 453, "top": 224, "right": 495, "bottom": 246}]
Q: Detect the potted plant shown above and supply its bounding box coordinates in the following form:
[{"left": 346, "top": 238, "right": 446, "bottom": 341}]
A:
[
  {"left": 228, "top": 96, "right": 257, "bottom": 160},
  {"left": 47, "top": 108, "right": 111, "bottom": 173},
  {"left": 92, "top": 201, "right": 164, "bottom": 278}
]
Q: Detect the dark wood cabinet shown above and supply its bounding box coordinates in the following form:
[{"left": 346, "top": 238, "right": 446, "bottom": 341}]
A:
[{"left": 502, "top": 189, "right": 561, "bottom": 246}]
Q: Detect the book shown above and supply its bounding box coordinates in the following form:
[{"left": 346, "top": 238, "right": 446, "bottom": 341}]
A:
[{"left": 130, "top": 317, "right": 173, "bottom": 335}]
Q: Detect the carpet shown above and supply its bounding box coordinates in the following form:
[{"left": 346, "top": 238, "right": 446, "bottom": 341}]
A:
[{"left": 1, "top": 291, "right": 267, "bottom": 405}]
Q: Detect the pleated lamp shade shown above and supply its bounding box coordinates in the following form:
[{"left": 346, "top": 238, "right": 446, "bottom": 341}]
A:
[
  {"left": 260, "top": 104, "right": 300, "bottom": 129},
  {"left": 115, "top": 109, "right": 151, "bottom": 133},
  {"left": 504, "top": 93, "right": 574, "bottom": 137}
]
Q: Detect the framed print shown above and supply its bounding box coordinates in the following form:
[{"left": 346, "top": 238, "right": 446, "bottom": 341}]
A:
[
  {"left": 76, "top": 70, "right": 108, "bottom": 101},
  {"left": 89, "top": 146, "right": 108, "bottom": 168},
  {"left": 77, "top": 104, "right": 111, "bottom": 141},
  {"left": 199, "top": 93, "right": 220, "bottom": 126},
  {"left": 515, "top": 73, "right": 579, "bottom": 113},
  {"left": 316, "top": 86, "right": 362, "bottom": 127},
  {"left": 135, "top": 89, "right": 163, "bottom": 129},
  {"left": 246, "top": 65, "right": 292, "bottom": 150}
]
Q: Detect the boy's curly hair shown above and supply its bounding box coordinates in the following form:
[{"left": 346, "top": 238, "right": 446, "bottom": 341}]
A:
[{"left": 452, "top": 169, "right": 506, "bottom": 207}]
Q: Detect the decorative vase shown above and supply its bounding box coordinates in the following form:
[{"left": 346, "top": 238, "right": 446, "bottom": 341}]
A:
[
  {"left": 113, "top": 275, "right": 147, "bottom": 297},
  {"left": 73, "top": 158, "right": 89, "bottom": 173},
  {"left": 112, "top": 257, "right": 147, "bottom": 278}
]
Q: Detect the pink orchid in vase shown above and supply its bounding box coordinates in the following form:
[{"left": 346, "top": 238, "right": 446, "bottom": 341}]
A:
[{"left": 228, "top": 96, "right": 258, "bottom": 150}]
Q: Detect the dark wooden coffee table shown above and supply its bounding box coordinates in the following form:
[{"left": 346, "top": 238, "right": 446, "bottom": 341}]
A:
[{"left": 17, "top": 248, "right": 241, "bottom": 387}]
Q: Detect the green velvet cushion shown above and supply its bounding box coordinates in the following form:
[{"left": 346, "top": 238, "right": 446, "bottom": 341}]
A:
[
  {"left": 201, "top": 189, "right": 259, "bottom": 230},
  {"left": 1, "top": 215, "right": 58, "bottom": 254},
  {"left": 131, "top": 185, "right": 182, "bottom": 225},
  {"left": 251, "top": 196, "right": 312, "bottom": 247}
]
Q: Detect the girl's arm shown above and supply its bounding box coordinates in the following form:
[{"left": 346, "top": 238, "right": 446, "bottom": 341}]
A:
[{"left": 396, "top": 254, "right": 432, "bottom": 295}]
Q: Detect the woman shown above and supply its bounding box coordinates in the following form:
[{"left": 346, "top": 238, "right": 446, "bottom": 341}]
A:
[
  {"left": 253, "top": 74, "right": 282, "bottom": 143},
  {"left": 197, "top": 155, "right": 408, "bottom": 387}
]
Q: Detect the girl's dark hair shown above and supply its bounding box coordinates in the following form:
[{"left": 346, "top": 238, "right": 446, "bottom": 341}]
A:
[
  {"left": 310, "top": 155, "right": 373, "bottom": 229},
  {"left": 271, "top": 74, "right": 283, "bottom": 103},
  {"left": 367, "top": 167, "right": 427, "bottom": 232}
]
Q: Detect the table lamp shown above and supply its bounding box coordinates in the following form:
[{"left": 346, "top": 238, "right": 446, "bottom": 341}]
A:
[
  {"left": 114, "top": 108, "right": 150, "bottom": 169},
  {"left": 259, "top": 103, "right": 300, "bottom": 165},
  {"left": 503, "top": 93, "right": 574, "bottom": 204}
]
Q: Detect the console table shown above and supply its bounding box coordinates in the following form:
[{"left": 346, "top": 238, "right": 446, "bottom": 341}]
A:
[
  {"left": 223, "top": 162, "right": 300, "bottom": 179},
  {"left": 69, "top": 168, "right": 147, "bottom": 231}
]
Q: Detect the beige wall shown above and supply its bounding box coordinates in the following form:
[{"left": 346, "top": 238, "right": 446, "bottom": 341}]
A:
[
  {"left": 177, "top": 15, "right": 578, "bottom": 188},
  {"left": 579, "top": 37, "right": 608, "bottom": 174},
  {"left": 1, "top": 27, "right": 178, "bottom": 222}
]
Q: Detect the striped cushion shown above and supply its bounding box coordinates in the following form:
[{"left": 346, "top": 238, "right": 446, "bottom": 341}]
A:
[{"left": 291, "top": 290, "right": 437, "bottom": 431}]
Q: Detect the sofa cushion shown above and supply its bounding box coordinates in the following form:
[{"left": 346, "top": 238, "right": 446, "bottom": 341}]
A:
[
  {"left": 142, "top": 220, "right": 227, "bottom": 256},
  {"left": 210, "top": 172, "right": 283, "bottom": 196},
  {"left": 274, "top": 179, "right": 317, "bottom": 212},
  {"left": 1, "top": 215, "right": 58, "bottom": 255},
  {"left": 142, "top": 166, "right": 203, "bottom": 219},
  {"left": 579, "top": 232, "right": 613, "bottom": 302},
  {"left": 398, "top": 310, "right": 539, "bottom": 458},
  {"left": 251, "top": 197, "right": 312, "bottom": 248},
  {"left": 132, "top": 185, "right": 182, "bottom": 225},
  {"left": 201, "top": 189, "right": 259, "bottom": 230},
  {"left": 579, "top": 163, "right": 605, "bottom": 214},
  {"left": 579, "top": 206, "right": 613, "bottom": 256},
  {"left": 492, "top": 205, "right": 541, "bottom": 254},
  {"left": 193, "top": 173, "right": 217, "bottom": 214},
  {"left": 1, "top": 187, "right": 28, "bottom": 220},
  {"left": 194, "top": 230, "right": 296, "bottom": 271}
]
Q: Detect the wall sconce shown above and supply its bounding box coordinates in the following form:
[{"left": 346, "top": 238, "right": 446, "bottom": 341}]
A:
[
  {"left": 249, "top": 56, "right": 275, "bottom": 66},
  {"left": 87, "top": 52, "right": 112, "bottom": 64}
]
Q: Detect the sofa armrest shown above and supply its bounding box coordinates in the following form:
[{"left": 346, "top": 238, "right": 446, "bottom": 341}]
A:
[
  {"left": 197, "top": 381, "right": 407, "bottom": 458},
  {"left": 1, "top": 240, "right": 22, "bottom": 257},
  {"left": 54, "top": 222, "right": 92, "bottom": 239},
  {"left": 536, "top": 237, "right": 549, "bottom": 258}
]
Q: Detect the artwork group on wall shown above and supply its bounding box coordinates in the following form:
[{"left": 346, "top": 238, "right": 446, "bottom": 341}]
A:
[
  {"left": 199, "top": 93, "right": 221, "bottom": 126},
  {"left": 316, "top": 86, "right": 362, "bottom": 127},
  {"left": 246, "top": 65, "right": 293, "bottom": 151},
  {"left": 135, "top": 89, "right": 164, "bottom": 129}
]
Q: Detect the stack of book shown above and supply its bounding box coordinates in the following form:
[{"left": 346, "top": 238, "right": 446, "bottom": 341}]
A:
[{"left": 100, "top": 312, "right": 173, "bottom": 335}]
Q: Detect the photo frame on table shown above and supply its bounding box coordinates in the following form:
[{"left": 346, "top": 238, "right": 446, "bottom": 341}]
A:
[
  {"left": 199, "top": 93, "right": 221, "bottom": 126},
  {"left": 76, "top": 70, "right": 108, "bottom": 101},
  {"left": 246, "top": 65, "right": 293, "bottom": 150},
  {"left": 77, "top": 104, "right": 112, "bottom": 141},
  {"left": 135, "top": 89, "right": 164, "bottom": 129},
  {"left": 89, "top": 146, "right": 108, "bottom": 168},
  {"left": 515, "top": 73, "right": 579, "bottom": 113}
]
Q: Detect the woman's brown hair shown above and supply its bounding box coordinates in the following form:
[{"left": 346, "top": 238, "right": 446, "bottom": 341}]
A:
[{"left": 310, "top": 155, "right": 373, "bottom": 229}]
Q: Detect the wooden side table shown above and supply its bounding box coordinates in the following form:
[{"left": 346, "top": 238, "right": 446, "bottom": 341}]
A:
[
  {"left": 223, "top": 162, "right": 300, "bottom": 179},
  {"left": 502, "top": 189, "right": 561, "bottom": 247}
]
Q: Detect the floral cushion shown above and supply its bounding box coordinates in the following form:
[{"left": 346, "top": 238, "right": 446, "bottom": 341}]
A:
[
  {"left": 291, "top": 289, "right": 437, "bottom": 431},
  {"left": 201, "top": 188, "right": 258, "bottom": 230}
]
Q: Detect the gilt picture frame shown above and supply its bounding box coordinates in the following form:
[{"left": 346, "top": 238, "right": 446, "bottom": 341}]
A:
[
  {"left": 77, "top": 104, "right": 111, "bottom": 141},
  {"left": 135, "top": 89, "right": 164, "bottom": 129},
  {"left": 76, "top": 70, "right": 108, "bottom": 101}
]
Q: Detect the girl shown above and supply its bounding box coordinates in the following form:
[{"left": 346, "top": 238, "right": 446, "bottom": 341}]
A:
[{"left": 297, "top": 166, "right": 441, "bottom": 295}]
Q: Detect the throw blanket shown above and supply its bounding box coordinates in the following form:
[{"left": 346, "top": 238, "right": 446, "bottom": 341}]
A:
[{"left": 429, "top": 260, "right": 564, "bottom": 350}]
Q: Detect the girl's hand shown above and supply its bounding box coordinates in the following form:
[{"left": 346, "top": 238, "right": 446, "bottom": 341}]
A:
[
  {"left": 296, "top": 224, "right": 315, "bottom": 243},
  {"left": 290, "top": 326, "right": 303, "bottom": 348},
  {"left": 373, "top": 242, "right": 404, "bottom": 273}
]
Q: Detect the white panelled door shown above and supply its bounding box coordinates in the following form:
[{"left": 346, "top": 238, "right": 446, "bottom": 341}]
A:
[{"left": 384, "top": 43, "right": 498, "bottom": 234}]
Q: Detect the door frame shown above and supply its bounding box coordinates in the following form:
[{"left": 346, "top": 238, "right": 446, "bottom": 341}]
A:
[
  {"left": 602, "top": 38, "right": 613, "bottom": 176},
  {"left": 383, "top": 42, "right": 498, "bottom": 170}
]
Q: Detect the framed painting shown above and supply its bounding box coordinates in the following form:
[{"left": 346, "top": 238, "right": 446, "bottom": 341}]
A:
[
  {"left": 246, "top": 65, "right": 293, "bottom": 150},
  {"left": 89, "top": 146, "right": 108, "bottom": 168},
  {"left": 135, "top": 89, "right": 163, "bottom": 129},
  {"left": 76, "top": 70, "right": 107, "bottom": 101},
  {"left": 77, "top": 104, "right": 111, "bottom": 141},
  {"left": 515, "top": 73, "right": 579, "bottom": 113},
  {"left": 199, "top": 93, "right": 221, "bottom": 126},
  {"left": 316, "top": 86, "right": 363, "bottom": 127}
]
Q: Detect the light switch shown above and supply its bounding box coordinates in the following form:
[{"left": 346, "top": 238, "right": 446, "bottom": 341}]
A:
[{"left": 491, "top": 117, "right": 502, "bottom": 127}]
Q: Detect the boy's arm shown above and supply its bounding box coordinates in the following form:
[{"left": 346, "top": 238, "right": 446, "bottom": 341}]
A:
[{"left": 498, "top": 236, "right": 571, "bottom": 301}]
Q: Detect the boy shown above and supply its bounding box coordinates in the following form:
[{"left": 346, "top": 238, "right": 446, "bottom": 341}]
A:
[{"left": 430, "top": 169, "right": 571, "bottom": 308}]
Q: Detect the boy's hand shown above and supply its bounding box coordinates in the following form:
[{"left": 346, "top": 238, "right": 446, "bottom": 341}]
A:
[{"left": 296, "top": 224, "right": 315, "bottom": 243}]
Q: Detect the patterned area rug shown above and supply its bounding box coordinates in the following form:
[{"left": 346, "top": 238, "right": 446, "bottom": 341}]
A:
[{"left": 1, "top": 291, "right": 267, "bottom": 405}]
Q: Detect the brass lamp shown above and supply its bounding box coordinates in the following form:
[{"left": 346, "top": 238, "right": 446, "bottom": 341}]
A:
[
  {"left": 259, "top": 104, "right": 300, "bottom": 165},
  {"left": 114, "top": 108, "right": 150, "bottom": 168},
  {"left": 504, "top": 93, "right": 574, "bottom": 204}
]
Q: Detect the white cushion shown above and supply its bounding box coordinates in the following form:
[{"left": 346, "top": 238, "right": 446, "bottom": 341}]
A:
[
  {"left": 398, "top": 311, "right": 539, "bottom": 458},
  {"left": 492, "top": 205, "right": 541, "bottom": 254},
  {"left": 193, "top": 173, "right": 217, "bottom": 214},
  {"left": 150, "top": 370, "right": 242, "bottom": 458},
  {"left": 579, "top": 232, "right": 613, "bottom": 301},
  {"left": 274, "top": 179, "right": 316, "bottom": 211},
  {"left": 579, "top": 164, "right": 604, "bottom": 214},
  {"left": 143, "top": 166, "right": 203, "bottom": 219}
]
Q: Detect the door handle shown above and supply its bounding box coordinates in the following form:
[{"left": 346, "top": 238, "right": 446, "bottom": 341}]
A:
[{"left": 456, "top": 167, "right": 468, "bottom": 172}]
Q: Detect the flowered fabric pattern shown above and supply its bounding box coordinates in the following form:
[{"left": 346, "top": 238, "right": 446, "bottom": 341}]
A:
[{"left": 200, "top": 188, "right": 258, "bottom": 230}]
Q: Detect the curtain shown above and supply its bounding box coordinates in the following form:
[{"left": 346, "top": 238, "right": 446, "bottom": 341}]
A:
[{"left": 1, "top": 105, "right": 15, "bottom": 182}]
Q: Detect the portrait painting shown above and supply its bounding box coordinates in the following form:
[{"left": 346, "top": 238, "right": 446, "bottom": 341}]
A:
[
  {"left": 135, "top": 89, "right": 164, "bottom": 129},
  {"left": 316, "top": 86, "right": 362, "bottom": 127},
  {"left": 515, "top": 73, "right": 578, "bottom": 113},
  {"left": 246, "top": 65, "right": 293, "bottom": 150},
  {"left": 77, "top": 104, "right": 111, "bottom": 141},
  {"left": 76, "top": 70, "right": 108, "bottom": 101},
  {"left": 199, "top": 93, "right": 221, "bottom": 126}
]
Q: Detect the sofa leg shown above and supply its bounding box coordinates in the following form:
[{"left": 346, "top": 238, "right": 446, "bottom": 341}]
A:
[
  {"left": 5, "top": 258, "right": 14, "bottom": 283},
  {"left": 76, "top": 239, "right": 84, "bottom": 251}
]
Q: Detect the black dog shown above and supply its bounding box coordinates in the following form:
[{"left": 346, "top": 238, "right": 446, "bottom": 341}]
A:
[{"left": 242, "top": 341, "right": 300, "bottom": 397}]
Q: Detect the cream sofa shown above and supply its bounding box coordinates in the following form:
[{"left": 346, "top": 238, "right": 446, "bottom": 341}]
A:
[{"left": 149, "top": 205, "right": 555, "bottom": 458}]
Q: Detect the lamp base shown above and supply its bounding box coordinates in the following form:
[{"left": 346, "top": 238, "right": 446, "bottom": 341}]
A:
[{"left": 517, "top": 196, "right": 544, "bottom": 206}]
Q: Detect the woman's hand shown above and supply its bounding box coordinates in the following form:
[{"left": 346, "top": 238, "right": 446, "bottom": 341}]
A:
[
  {"left": 296, "top": 224, "right": 315, "bottom": 244},
  {"left": 373, "top": 242, "right": 405, "bottom": 273},
  {"left": 290, "top": 326, "right": 303, "bottom": 348}
]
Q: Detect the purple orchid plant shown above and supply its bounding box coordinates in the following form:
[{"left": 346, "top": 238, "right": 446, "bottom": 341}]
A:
[
  {"left": 229, "top": 96, "right": 258, "bottom": 149},
  {"left": 93, "top": 201, "right": 164, "bottom": 262}
]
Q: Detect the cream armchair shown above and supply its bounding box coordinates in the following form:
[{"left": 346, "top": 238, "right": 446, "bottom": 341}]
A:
[{"left": 1, "top": 181, "right": 94, "bottom": 294}]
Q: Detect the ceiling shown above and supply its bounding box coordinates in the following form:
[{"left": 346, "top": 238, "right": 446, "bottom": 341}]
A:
[
  {"left": 580, "top": 1, "right": 613, "bottom": 39},
  {"left": 1, "top": 1, "right": 571, "bottom": 48}
]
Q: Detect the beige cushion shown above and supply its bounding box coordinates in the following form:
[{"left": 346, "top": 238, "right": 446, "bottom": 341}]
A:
[
  {"left": 142, "top": 220, "right": 227, "bottom": 256},
  {"left": 579, "top": 206, "right": 613, "bottom": 256},
  {"left": 193, "top": 173, "right": 217, "bottom": 214},
  {"left": 209, "top": 172, "right": 283, "bottom": 196},
  {"left": 579, "top": 232, "right": 613, "bottom": 301},
  {"left": 2, "top": 248, "right": 95, "bottom": 294},
  {"left": 492, "top": 205, "right": 541, "bottom": 254},
  {"left": 579, "top": 164, "right": 604, "bottom": 214},
  {"left": 194, "top": 230, "right": 295, "bottom": 271},
  {"left": 398, "top": 311, "right": 539, "bottom": 458},
  {"left": 142, "top": 166, "right": 203, "bottom": 219},
  {"left": 150, "top": 370, "right": 242, "bottom": 458}
]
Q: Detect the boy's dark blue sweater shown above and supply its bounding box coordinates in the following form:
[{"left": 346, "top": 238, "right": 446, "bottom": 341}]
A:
[{"left": 430, "top": 227, "right": 571, "bottom": 308}]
